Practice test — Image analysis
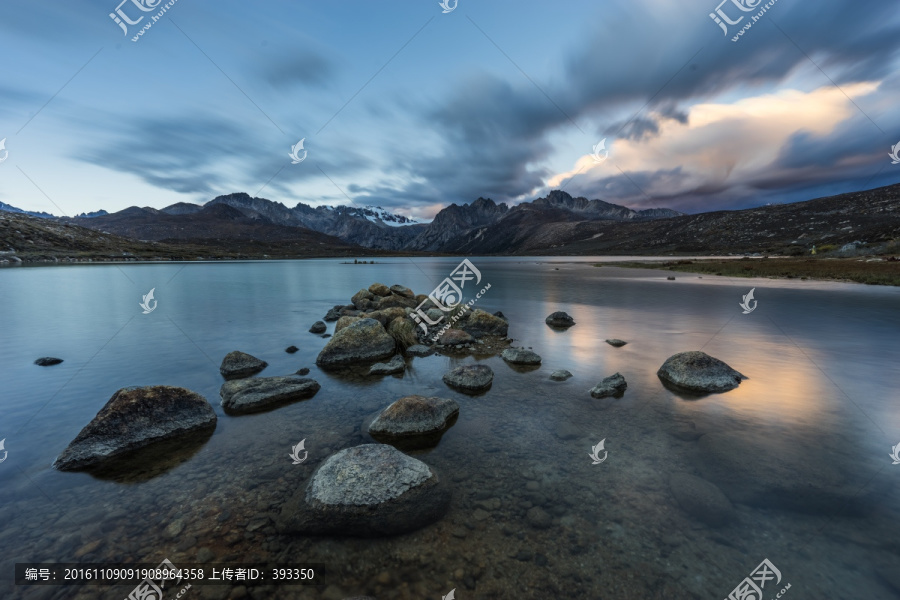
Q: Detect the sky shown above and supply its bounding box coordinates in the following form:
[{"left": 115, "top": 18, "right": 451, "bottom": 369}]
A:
[{"left": 0, "top": 0, "right": 898, "bottom": 220}]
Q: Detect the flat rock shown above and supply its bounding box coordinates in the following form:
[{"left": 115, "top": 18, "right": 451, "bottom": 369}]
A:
[
  {"left": 316, "top": 318, "right": 395, "bottom": 368},
  {"left": 545, "top": 311, "right": 575, "bottom": 327},
  {"left": 590, "top": 373, "right": 627, "bottom": 398},
  {"left": 219, "top": 351, "right": 267, "bottom": 380},
  {"left": 368, "top": 355, "right": 405, "bottom": 376},
  {"left": 53, "top": 386, "right": 217, "bottom": 471},
  {"left": 460, "top": 309, "right": 508, "bottom": 338},
  {"left": 406, "top": 345, "right": 434, "bottom": 357},
  {"left": 442, "top": 364, "right": 493, "bottom": 393},
  {"left": 501, "top": 348, "right": 542, "bottom": 365},
  {"left": 657, "top": 351, "right": 744, "bottom": 393},
  {"left": 220, "top": 376, "right": 320, "bottom": 414},
  {"left": 439, "top": 329, "right": 475, "bottom": 346},
  {"left": 309, "top": 321, "right": 327, "bottom": 334},
  {"left": 368, "top": 395, "right": 459, "bottom": 449},
  {"left": 668, "top": 472, "right": 736, "bottom": 527},
  {"left": 550, "top": 370, "right": 572, "bottom": 381},
  {"left": 35, "top": 357, "right": 63, "bottom": 366},
  {"left": 277, "top": 444, "right": 449, "bottom": 537},
  {"left": 389, "top": 284, "right": 415, "bottom": 298},
  {"left": 605, "top": 339, "right": 627, "bottom": 347}
]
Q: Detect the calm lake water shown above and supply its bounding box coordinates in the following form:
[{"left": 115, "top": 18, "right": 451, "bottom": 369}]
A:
[{"left": 1, "top": 257, "right": 899, "bottom": 599}]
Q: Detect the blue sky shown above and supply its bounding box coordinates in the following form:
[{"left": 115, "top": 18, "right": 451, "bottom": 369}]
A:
[{"left": 1, "top": 0, "right": 899, "bottom": 219}]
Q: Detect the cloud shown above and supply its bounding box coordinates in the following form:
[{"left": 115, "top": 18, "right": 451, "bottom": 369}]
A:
[{"left": 261, "top": 53, "right": 335, "bottom": 88}]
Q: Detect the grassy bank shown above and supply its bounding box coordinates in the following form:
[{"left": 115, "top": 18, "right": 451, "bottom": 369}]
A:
[{"left": 596, "top": 257, "right": 900, "bottom": 286}]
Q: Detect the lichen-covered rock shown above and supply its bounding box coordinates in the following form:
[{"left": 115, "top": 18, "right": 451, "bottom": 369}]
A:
[
  {"left": 545, "top": 311, "right": 575, "bottom": 327},
  {"left": 368, "top": 395, "right": 459, "bottom": 449},
  {"left": 276, "top": 444, "right": 450, "bottom": 537},
  {"left": 501, "top": 348, "right": 541, "bottom": 365},
  {"left": 442, "top": 364, "right": 493, "bottom": 393},
  {"left": 334, "top": 316, "right": 361, "bottom": 333},
  {"left": 316, "top": 318, "right": 396, "bottom": 367},
  {"left": 439, "top": 329, "right": 475, "bottom": 346},
  {"left": 53, "top": 386, "right": 216, "bottom": 471},
  {"left": 387, "top": 317, "right": 417, "bottom": 350},
  {"left": 590, "top": 373, "right": 627, "bottom": 398},
  {"left": 377, "top": 294, "right": 415, "bottom": 310},
  {"left": 368, "top": 282, "right": 391, "bottom": 297},
  {"left": 657, "top": 351, "right": 744, "bottom": 393},
  {"left": 220, "top": 376, "right": 320, "bottom": 414},
  {"left": 389, "top": 284, "right": 415, "bottom": 299},
  {"left": 219, "top": 351, "right": 267, "bottom": 380},
  {"left": 459, "top": 309, "right": 508, "bottom": 338},
  {"left": 351, "top": 289, "right": 376, "bottom": 310}
]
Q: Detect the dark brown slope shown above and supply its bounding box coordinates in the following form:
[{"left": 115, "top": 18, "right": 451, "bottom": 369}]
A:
[{"left": 449, "top": 184, "right": 900, "bottom": 255}]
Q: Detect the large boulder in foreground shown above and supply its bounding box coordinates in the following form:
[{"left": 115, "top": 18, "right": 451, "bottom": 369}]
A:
[
  {"left": 220, "top": 376, "right": 320, "bottom": 414},
  {"left": 657, "top": 351, "right": 744, "bottom": 393},
  {"left": 459, "top": 309, "right": 508, "bottom": 338},
  {"left": 316, "top": 318, "right": 395, "bottom": 367},
  {"left": 442, "top": 364, "right": 493, "bottom": 393},
  {"left": 368, "top": 395, "right": 459, "bottom": 450},
  {"left": 277, "top": 444, "right": 449, "bottom": 537},
  {"left": 53, "top": 386, "right": 216, "bottom": 471},
  {"left": 219, "top": 351, "right": 267, "bottom": 380}
]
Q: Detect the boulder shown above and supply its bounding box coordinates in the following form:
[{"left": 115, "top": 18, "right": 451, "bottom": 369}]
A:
[
  {"left": 277, "top": 444, "right": 450, "bottom": 537},
  {"left": 53, "top": 386, "right": 216, "bottom": 471},
  {"left": 387, "top": 317, "right": 417, "bottom": 350},
  {"left": 550, "top": 370, "right": 573, "bottom": 381},
  {"left": 34, "top": 357, "right": 63, "bottom": 366},
  {"left": 460, "top": 309, "right": 508, "bottom": 338},
  {"left": 442, "top": 364, "right": 493, "bottom": 393},
  {"left": 406, "top": 345, "right": 434, "bottom": 357},
  {"left": 316, "top": 318, "right": 395, "bottom": 367},
  {"left": 501, "top": 348, "right": 542, "bottom": 365},
  {"left": 368, "top": 395, "right": 459, "bottom": 449},
  {"left": 657, "top": 351, "right": 744, "bottom": 393},
  {"left": 439, "top": 329, "right": 475, "bottom": 346},
  {"left": 668, "top": 472, "right": 736, "bottom": 527},
  {"left": 369, "top": 355, "right": 406, "bottom": 376},
  {"left": 605, "top": 339, "right": 627, "bottom": 347},
  {"left": 351, "top": 289, "right": 376, "bottom": 310},
  {"left": 285, "top": 346, "right": 299, "bottom": 354},
  {"left": 219, "top": 351, "right": 267, "bottom": 380},
  {"left": 323, "top": 306, "right": 342, "bottom": 322},
  {"left": 368, "top": 282, "right": 391, "bottom": 297},
  {"left": 335, "top": 316, "right": 361, "bottom": 332},
  {"left": 389, "top": 284, "right": 415, "bottom": 299},
  {"left": 545, "top": 311, "right": 575, "bottom": 327},
  {"left": 309, "top": 321, "right": 327, "bottom": 334},
  {"left": 426, "top": 308, "right": 445, "bottom": 322},
  {"left": 220, "top": 376, "right": 320, "bottom": 414},
  {"left": 590, "top": 373, "right": 627, "bottom": 398},
  {"left": 296, "top": 367, "right": 310, "bottom": 376},
  {"left": 362, "top": 307, "right": 407, "bottom": 327},
  {"left": 377, "top": 294, "right": 415, "bottom": 310}
]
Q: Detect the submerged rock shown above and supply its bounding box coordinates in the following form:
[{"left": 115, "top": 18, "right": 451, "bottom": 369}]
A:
[
  {"left": 219, "top": 351, "right": 267, "bottom": 380},
  {"left": 442, "top": 364, "right": 493, "bottom": 393},
  {"left": 439, "top": 329, "right": 475, "bottom": 346},
  {"left": 277, "top": 444, "right": 449, "bottom": 536},
  {"left": 35, "top": 357, "right": 63, "bottom": 366},
  {"left": 53, "top": 386, "right": 216, "bottom": 471},
  {"left": 590, "top": 373, "right": 627, "bottom": 398},
  {"left": 668, "top": 472, "right": 736, "bottom": 527},
  {"left": 545, "top": 311, "right": 575, "bottom": 328},
  {"left": 406, "top": 345, "right": 434, "bottom": 357},
  {"left": 368, "top": 395, "right": 459, "bottom": 450},
  {"left": 220, "top": 376, "right": 320, "bottom": 414},
  {"left": 605, "top": 339, "right": 627, "bottom": 347},
  {"left": 316, "top": 318, "right": 395, "bottom": 368},
  {"left": 657, "top": 351, "right": 744, "bottom": 393},
  {"left": 501, "top": 348, "right": 542, "bottom": 365},
  {"left": 309, "top": 321, "right": 327, "bottom": 334},
  {"left": 550, "top": 370, "right": 573, "bottom": 381},
  {"left": 369, "top": 355, "right": 405, "bottom": 376}
]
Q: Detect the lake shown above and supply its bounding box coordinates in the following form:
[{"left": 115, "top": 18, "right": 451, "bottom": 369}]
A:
[{"left": 1, "top": 257, "right": 899, "bottom": 599}]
